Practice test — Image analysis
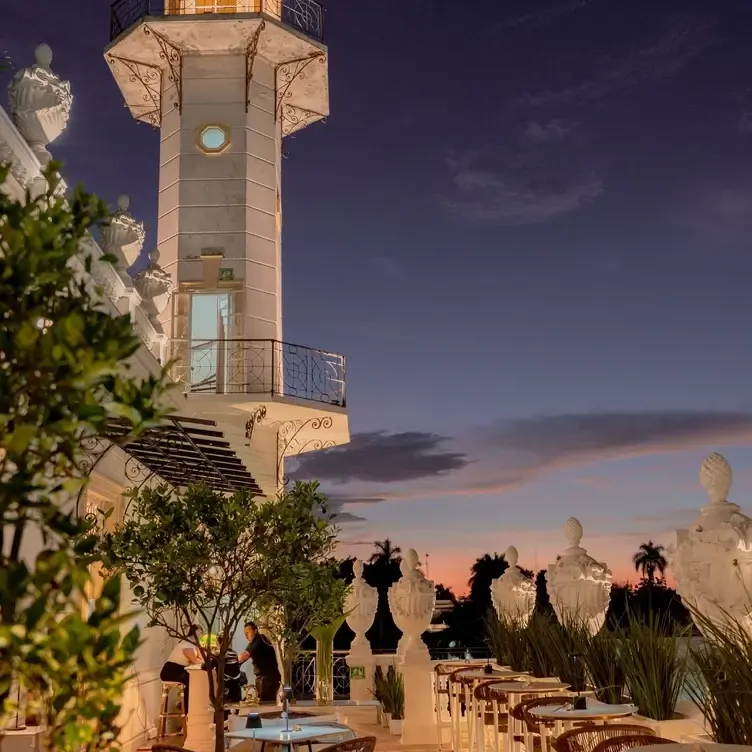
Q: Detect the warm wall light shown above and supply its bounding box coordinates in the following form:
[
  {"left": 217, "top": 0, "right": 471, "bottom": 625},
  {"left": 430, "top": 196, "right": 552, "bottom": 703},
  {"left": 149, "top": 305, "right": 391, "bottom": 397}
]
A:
[{"left": 197, "top": 123, "right": 231, "bottom": 154}]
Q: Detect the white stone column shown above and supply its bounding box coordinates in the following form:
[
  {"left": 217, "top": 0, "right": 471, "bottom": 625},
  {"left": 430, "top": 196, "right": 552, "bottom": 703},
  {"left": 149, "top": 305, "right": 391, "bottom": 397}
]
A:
[
  {"left": 670, "top": 452, "right": 752, "bottom": 635},
  {"left": 388, "top": 549, "right": 436, "bottom": 745},
  {"left": 546, "top": 518, "right": 612, "bottom": 634},
  {"left": 7, "top": 44, "right": 72, "bottom": 166},
  {"left": 344, "top": 559, "right": 378, "bottom": 702},
  {"left": 491, "top": 545, "right": 536, "bottom": 625},
  {"left": 184, "top": 666, "right": 215, "bottom": 752}
]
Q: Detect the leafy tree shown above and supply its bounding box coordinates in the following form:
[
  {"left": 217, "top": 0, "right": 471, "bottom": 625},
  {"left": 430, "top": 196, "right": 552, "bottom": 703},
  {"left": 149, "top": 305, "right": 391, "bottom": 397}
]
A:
[
  {"left": 368, "top": 538, "right": 402, "bottom": 566},
  {"left": 533, "top": 569, "right": 555, "bottom": 617},
  {"left": 435, "top": 583, "right": 457, "bottom": 603},
  {"left": 100, "top": 482, "right": 280, "bottom": 752},
  {"left": 468, "top": 552, "right": 509, "bottom": 614},
  {"left": 0, "top": 163, "right": 170, "bottom": 751},
  {"left": 362, "top": 540, "right": 402, "bottom": 651},
  {"left": 253, "top": 481, "right": 348, "bottom": 688},
  {"left": 633, "top": 541, "right": 668, "bottom": 585}
]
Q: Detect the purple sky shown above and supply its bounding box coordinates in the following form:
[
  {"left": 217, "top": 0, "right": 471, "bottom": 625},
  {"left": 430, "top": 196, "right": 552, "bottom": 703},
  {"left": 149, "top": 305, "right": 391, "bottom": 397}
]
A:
[{"left": 5, "top": 0, "right": 752, "bottom": 594}]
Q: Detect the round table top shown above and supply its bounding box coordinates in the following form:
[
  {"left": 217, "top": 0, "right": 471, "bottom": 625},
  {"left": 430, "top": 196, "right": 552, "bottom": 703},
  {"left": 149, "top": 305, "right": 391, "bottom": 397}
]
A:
[
  {"left": 487, "top": 680, "right": 569, "bottom": 693},
  {"left": 227, "top": 723, "right": 349, "bottom": 743},
  {"left": 637, "top": 746, "right": 752, "bottom": 752},
  {"left": 530, "top": 700, "right": 637, "bottom": 720}
]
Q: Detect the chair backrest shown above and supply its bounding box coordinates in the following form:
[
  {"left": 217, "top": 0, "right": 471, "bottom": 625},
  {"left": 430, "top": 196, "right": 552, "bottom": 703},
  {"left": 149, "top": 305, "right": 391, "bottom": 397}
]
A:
[
  {"left": 553, "top": 725, "right": 658, "bottom": 752},
  {"left": 520, "top": 696, "right": 573, "bottom": 733},
  {"left": 474, "top": 679, "right": 502, "bottom": 702},
  {"left": 317, "top": 736, "right": 377, "bottom": 752},
  {"left": 591, "top": 736, "right": 675, "bottom": 752}
]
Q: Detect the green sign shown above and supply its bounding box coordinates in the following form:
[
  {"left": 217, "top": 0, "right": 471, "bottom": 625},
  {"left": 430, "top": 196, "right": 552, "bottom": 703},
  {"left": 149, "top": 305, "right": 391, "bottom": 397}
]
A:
[
  {"left": 349, "top": 665, "right": 366, "bottom": 680},
  {"left": 218, "top": 267, "right": 234, "bottom": 281}
]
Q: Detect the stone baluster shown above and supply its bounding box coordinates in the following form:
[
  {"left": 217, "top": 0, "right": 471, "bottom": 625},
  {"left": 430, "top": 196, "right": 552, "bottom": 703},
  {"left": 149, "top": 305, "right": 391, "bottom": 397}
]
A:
[
  {"left": 344, "top": 559, "right": 378, "bottom": 702},
  {"left": 100, "top": 194, "right": 146, "bottom": 270},
  {"left": 491, "top": 545, "right": 536, "bottom": 625},
  {"left": 546, "top": 518, "right": 612, "bottom": 634},
  {"left": 8, "top": 44, "right": 72, "bottom": 167},
  {"left": 387, "top": 548, "right": 436, "bottom": 744},
  {"left": 670, "top": 452, "right": 752, "bottom": 636}
]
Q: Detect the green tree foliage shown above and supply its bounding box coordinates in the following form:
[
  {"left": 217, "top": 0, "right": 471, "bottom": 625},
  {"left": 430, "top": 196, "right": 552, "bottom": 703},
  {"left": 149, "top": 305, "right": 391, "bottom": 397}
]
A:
[
  {"left": 100, "top": 482, "right": 281, "bottom": 752},
  {"left": 0, "top": 163, "right": 171, "bottom": 751},
  {"left": 254, "top": 481, "right": 348, "bottom": 686}
]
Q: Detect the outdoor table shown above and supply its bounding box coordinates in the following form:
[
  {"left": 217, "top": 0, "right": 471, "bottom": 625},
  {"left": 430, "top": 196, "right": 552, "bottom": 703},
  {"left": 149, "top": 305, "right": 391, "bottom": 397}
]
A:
[
  {"left": 226, "top": 722, "right": 350, "bottom": 752},
  {"left": 529, "top": 699, "right": 638, "bottom": 750},
  {"left": 484, "top": 680, "right": 570, "bottom": 752}
]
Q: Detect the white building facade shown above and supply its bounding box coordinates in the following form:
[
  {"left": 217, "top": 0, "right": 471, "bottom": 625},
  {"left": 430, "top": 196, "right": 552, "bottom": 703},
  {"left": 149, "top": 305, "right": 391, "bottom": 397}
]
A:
[{"left": 2, "top": 0, "right": 345, "bottom": 742}]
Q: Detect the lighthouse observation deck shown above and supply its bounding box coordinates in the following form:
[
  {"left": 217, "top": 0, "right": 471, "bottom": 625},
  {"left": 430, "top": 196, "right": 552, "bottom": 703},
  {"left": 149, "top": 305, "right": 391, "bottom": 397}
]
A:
[{"left": 109, "top": 0, "right": 324, "bottom": 43}]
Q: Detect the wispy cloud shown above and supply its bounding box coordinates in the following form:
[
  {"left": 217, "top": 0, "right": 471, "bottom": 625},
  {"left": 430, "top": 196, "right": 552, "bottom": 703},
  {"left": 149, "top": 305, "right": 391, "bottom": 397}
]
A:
[
  {"left": 492, "top": 0, "right": 601, "bottom": 33},
  {"left": 442, "top": 119, "right": 602, "bottom": 225},
  {"left": 518, "top": 13, "right": 717, "bottom": 108},
  {"left": 673, "top": 183, "right": 752, "bottom": 244},
  {"left": 299, "top": 410, "right": 752, "bottom": 516}
]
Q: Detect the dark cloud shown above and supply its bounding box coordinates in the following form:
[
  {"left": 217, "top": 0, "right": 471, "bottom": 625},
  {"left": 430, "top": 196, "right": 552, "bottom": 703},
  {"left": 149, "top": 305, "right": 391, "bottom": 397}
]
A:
[
  {"left": 332, "top": 511, "right": 368, "bottom": 523},
  {"left": 292, "top": 431, "right": 468, "bottom": 484}
]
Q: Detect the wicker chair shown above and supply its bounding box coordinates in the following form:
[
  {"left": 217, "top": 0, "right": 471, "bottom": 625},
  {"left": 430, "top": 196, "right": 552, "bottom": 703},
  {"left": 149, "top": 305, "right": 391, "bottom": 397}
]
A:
[
  {"left": 317, "top": 737, "right": 377, "bottom": 752},
  {"left": 553, "top": 725, "right": 658, "bottom": 752},
  {"left": 591, "top": 735, "right": 676, "bottom": 752}
]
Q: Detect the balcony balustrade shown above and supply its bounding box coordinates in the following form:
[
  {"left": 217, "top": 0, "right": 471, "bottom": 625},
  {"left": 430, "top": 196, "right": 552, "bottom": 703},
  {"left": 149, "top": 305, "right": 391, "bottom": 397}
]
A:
[
  {"left": 109, "top": 0, "right": 325, "bottom": 42},
  {"left": 168, "top": 338, "right": 346, "bottom": 408}
]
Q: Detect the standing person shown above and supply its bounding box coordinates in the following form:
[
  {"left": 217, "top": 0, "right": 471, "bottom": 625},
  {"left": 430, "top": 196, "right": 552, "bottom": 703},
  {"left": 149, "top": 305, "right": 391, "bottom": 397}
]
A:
[
  {"left": 238, "top": 621, "right": 281, "bottom": 703},
  {"left": 160, "top": 625, "right": 203, "bottom": 711}
]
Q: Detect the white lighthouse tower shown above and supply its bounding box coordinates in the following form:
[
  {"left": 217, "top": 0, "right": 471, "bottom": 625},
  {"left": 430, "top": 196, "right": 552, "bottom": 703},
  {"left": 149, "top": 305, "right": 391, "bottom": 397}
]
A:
[{"left": 105, "top": 0, "right": 348, "bottom": 493}]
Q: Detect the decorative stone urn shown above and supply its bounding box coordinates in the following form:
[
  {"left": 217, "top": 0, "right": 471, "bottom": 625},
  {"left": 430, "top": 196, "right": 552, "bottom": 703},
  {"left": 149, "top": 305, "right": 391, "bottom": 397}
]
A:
[
  {"left": 344, "top": 559, "right": 378, "bottom": 701},
  {"left": 388, "top": 548, "right": 436, "bottom": 663},
  {"left": 135, "top": 248, "right": 174, "bottom": 317},
  {"left": 546, "top": 518, "right": 612, "bottom": 634},
  {"left": 100, "top": 195, "right": 146, "bottom": 269},
  {"left": 8, "top": 44, "right": 72, "bottom": 166},
  {"left": 387, "top": 549, "right": 437, "bottom": 745},
  {"left": 491, "top": 545, "right": 536, "bottom": 625},
  {"left": 669, "top": 452, "right": 752, "bottom": 635}
]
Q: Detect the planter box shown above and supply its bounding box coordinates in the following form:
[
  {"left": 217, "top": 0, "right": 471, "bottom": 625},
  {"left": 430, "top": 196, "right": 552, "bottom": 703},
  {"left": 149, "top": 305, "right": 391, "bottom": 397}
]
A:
[
  {"left": 389, "top": 718, "right": 403, "bottom": 735},
  {"left": 632, "top": 712, "right": 706, "bottom": 741},
  {"left": 382, "top": 712, "right": 391, "bottom": 729}
]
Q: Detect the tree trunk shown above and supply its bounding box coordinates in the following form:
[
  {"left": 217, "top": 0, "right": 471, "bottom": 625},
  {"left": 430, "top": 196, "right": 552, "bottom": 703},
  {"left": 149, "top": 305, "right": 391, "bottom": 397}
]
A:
[{"left": 214, "top": 705, "right": 225, "bottom": 752}]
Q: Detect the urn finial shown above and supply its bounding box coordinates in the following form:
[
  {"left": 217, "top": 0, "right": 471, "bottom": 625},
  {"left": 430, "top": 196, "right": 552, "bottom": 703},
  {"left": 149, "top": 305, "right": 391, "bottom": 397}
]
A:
[
  {"left": 353, "top": 559, "right": 364, "bottom": 579},
  {"left": 8, "top": 44, "right": 73, "bottom": 166},
  {"left": 700, "top": 452, "right": 732, "bottom": 504},
  {"left": 505, "top": 545, "right": 519, "bottom": 568},
  {"left": 564, "top": 517, "right": 584, "bottom": 548}
]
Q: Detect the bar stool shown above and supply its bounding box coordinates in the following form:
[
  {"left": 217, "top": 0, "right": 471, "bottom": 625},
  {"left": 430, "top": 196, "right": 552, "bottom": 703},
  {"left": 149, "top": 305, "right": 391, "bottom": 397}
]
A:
[{"left": 157, "top": 681, "right": 186, "bottom": 739}]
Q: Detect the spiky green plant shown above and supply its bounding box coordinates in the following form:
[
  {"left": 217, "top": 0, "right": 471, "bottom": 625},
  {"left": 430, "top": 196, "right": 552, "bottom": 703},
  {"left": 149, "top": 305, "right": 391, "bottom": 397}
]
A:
[
  {"left": 620, "top": 612, "right": 690, "bottom": 720},
  {"left": 581, "top": 629, "right": 626, "bottom": 703},
  {"left": 484, "top": 610, "right": 530, "bottom": 672},
  {"left": 524, "top": 614, "right": 560, "bottom": 678},
  {"left": 545, "top": 618, "right": 589, "bottom": 691},
  {"left": 687, "top": 607, "right": 752, "bottom": 744}
]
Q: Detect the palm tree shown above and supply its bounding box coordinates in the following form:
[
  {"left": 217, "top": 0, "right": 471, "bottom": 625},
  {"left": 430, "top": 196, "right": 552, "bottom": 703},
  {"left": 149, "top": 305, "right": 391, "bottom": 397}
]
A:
[
  {"left": 632, "top": 541, "right": 668, "bottom": 585},
  {"left": 368, "top": 538, "right": 402, "bottom": 566}
]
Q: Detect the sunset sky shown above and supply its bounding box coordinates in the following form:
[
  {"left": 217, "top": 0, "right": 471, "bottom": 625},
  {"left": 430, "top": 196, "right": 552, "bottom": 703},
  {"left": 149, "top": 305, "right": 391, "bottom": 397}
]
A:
[{"left": 5, "top": 0, "right": 752, "bottom": 595}]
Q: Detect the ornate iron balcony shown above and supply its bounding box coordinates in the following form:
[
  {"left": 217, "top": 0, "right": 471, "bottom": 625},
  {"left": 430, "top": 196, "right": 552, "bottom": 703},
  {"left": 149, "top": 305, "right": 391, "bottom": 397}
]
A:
[
  {"left": 168, "top": 338, "right": 346, "bottom": 407},
  {"left": 109, "top": 0, "right": 325, "bottom": 44}
]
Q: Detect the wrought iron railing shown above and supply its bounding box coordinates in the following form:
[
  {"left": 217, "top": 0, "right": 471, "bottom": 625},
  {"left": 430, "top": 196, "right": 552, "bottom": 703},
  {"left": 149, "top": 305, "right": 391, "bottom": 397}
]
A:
[
  {"left": 168, "top": 338, "right": 346, "bottom": 407},
  {"left": 109, "top": 0, "right": 325, "bottom": 43},
  {"left": 292, "top": 650, "right": 350, "bottom": 700}
]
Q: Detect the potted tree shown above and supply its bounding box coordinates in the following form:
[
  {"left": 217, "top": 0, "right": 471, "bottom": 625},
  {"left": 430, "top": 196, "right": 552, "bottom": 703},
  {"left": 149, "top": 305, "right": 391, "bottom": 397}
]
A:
[{"left": 253, "top": 482, "right": 349, "bottom": 692}]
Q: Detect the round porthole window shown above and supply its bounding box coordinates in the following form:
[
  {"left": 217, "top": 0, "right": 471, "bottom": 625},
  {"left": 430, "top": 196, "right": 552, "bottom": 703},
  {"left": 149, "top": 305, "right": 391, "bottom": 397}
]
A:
[{"left": 197, "top": 124, "right": 231, "bottom": 154}]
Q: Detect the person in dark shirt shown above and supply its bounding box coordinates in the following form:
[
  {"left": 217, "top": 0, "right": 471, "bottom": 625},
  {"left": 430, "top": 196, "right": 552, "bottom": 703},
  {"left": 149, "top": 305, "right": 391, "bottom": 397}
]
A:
[{"left": 238, "top": 621, "right": 281, "bottom": 703}]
